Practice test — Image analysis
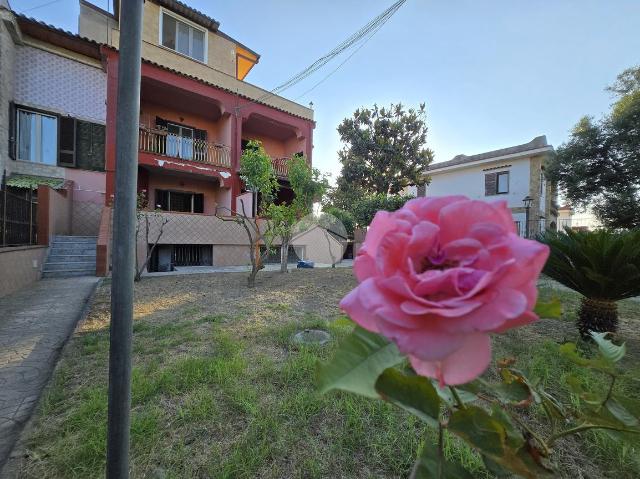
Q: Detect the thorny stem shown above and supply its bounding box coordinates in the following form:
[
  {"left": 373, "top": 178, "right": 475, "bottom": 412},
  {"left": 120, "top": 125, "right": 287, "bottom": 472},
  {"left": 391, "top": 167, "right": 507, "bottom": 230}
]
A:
[
  {"left": 449, "top": 386, "right": 467, "bottom": 410},
  {"left": 548, "top": 424, "right": 640, "bottom": 446},
  {"left": 437, "top": 421, "right": 444, "bottom": 479},
  {"left": 509, "top": 413, "right": 552, "bottom": 457}
]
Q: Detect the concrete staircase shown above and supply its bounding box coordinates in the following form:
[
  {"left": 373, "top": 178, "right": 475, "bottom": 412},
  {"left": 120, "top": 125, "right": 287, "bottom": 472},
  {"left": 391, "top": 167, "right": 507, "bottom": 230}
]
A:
[{"left": 42, "top": 236, "right": 97, "bottom": 278}]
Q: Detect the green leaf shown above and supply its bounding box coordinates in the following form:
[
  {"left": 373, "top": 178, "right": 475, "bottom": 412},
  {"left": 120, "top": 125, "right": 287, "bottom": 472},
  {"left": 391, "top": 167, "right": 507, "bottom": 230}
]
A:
[
  {"left": 433, "top": 381, "right": 478, "bottom": 407},
  {"left": 590, "top": 332, "right": 626, "bottom": 363},
  {"left": 605, "top": 398, "right": 639, "bottom": 427},
  {"left": 317, "top": 326, "right": 404, "bottom": 398},
  {"left": 448, "top": 406, "right": 506, "bottom": 458},
  {"left": 558, "top": 343, "right": 613, "bottom": 373},
  {"left": 410, "top": 442, "right": 474, "bottom": 479},
  {"left": 534, "top": 298, "right": 562, "bottom": 319},
  {"left": 492, "top": 380, "right": 533, "bottom": 407},
  {"left": 490, "top": 405, "right": 526, "bottom": 450},
  {"left": 375, "top": 368, "right": 440, "bottom": 427}
]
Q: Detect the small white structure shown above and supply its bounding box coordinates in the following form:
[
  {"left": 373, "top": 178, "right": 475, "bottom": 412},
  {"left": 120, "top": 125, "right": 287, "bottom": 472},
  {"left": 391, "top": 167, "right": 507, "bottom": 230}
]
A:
[
  {"left": 291, "top": 225, "right": 347, "bottom": 266},
  {"left": 557, "top": 205, "right": 601, "bottom": 231},
  {"left": 410, "top": 136, "right": 557, "bottom": 237}
]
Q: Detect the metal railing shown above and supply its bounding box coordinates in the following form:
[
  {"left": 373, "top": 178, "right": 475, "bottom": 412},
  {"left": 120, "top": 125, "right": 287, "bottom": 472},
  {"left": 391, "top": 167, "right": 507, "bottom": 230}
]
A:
[
  {"left": 514, "top": 219, "right": 550, "bottom": 238},
  {"left": 139, "top": 127, "right": 232, "bottom": 168},
  {"left": 0, "top": 185, "right": 37, "bottom": 246},
  {"left": 271, "top": 157, "right": 289, "bottom": 177}
]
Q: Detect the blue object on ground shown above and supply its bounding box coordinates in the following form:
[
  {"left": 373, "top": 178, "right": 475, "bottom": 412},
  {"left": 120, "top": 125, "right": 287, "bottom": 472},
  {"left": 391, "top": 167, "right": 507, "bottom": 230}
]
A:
[{"left": 297, "top": 260, "right": 315, "bottom": 268}]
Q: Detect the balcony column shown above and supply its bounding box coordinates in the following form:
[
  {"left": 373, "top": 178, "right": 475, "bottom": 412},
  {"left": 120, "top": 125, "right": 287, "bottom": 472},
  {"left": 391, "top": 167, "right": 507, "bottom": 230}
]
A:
[
  {"left": 230, "top": 110, "right": 244, "bottom": 214},
  {"left": 304, "top": 121, "right": 313, "bottom": 162},
  {"left": 104, "top": 49, "right": 119, "bottom": 203}
]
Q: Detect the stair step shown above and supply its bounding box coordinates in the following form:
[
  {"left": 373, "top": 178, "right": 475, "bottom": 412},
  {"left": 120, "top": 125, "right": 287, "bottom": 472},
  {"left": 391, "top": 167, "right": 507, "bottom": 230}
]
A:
[
  {"left": 53, "top": 235, "right": 97, "bottom": 241},
  {"left": 50, "top": 247, "right": 97, "bottom": 255},
  {"left": 47, "top": 251, "right": 96, "bottom": 263},
  {"left": 44, "top": 261, "right": 95, "bottom": 271},
  {"left": 42, "top": 270, "right": 95, "bottom": 278}
]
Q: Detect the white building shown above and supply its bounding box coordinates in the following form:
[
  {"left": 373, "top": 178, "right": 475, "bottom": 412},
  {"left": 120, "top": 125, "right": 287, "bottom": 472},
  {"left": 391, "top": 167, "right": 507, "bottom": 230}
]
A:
[
  {"left": 557, "top": 205, "right": 601, "bottom": 231},
  {"left": 409, "top": 136, "right": 557, "bottom": 237}
]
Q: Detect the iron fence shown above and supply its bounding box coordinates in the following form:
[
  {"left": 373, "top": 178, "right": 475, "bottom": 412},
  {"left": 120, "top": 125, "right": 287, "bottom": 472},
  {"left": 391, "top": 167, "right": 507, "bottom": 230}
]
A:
[
  {"left": 514, "top": 219, "right": 554, "bottom": 238},
  {"left": 0, "top": 185, "right": 38, "bottom": 246}
]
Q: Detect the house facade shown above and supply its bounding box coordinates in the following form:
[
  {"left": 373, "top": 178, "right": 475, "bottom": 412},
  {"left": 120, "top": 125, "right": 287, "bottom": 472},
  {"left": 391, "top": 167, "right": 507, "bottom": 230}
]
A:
[
  {"left": 79, "top": 0, "right": 315, "bottom": 272},
  {"left": 408, "top": 136, "right": 557, "bottom": 237},
  {"left": 0, "top": 0, "right": 316, "bottom": 279}
]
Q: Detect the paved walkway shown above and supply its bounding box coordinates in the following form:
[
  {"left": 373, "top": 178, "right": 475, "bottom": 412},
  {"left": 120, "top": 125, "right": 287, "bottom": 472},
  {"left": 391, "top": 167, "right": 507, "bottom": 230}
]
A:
[{"left": 0, "top": 276, "right": 99, "bottom": 475}]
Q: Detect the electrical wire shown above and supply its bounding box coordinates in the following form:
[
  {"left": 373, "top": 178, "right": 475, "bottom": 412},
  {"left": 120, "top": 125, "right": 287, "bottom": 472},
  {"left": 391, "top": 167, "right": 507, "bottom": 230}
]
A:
[
  {"left": 22, "top": 0, "right": 65, "bottom": 13},
  {"left": 239, "top": 0, "right": 406, "bottom": 109},
  {"left": 293, "top": 18, "right": 386, "bottom": 101}
]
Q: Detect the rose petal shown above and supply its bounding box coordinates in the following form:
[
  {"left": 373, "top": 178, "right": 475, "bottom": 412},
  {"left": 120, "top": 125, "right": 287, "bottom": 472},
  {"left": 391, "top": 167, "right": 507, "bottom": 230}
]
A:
[
  {"left": 491, "top": 311, "right": 538, "bottom": 333},
  {"left": 339, "top": 287, "right": 380, "bottom": 333},
  {"left": 409, "top": 333, "right": 492, "bottom": 386},
  {"left": 377, "top": 315, "right": 467, "bottom": 361}
]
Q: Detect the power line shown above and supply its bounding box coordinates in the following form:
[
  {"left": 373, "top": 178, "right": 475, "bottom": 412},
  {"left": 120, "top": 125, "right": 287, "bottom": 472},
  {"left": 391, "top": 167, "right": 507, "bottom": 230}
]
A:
[
  {"left": 23, "top": 0, "right": 65, "bottom": 13},
  {"left": 240, "top": 0, "right": 406, "bottom": 110},
  {"left": 294, "top": 19, "right": 386, "bottom": 101}
]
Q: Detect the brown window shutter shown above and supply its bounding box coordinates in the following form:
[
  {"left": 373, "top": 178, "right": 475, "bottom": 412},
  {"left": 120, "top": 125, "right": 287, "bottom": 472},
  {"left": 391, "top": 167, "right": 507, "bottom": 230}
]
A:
[
  {"left": 8, "top": 101, "right": 16, "bottom": 160},
  {"left": 485, "top": 173, "right": 497, "bottom": 196},
  {"left": 417, "top": 184, "right": 426, "bottom": 197},
  {"left": 58, "top": 116, "right": 76, "bottom": 166}
]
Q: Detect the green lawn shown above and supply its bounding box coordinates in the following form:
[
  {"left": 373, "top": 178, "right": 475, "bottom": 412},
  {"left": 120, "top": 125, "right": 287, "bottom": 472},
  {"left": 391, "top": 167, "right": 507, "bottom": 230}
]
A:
[{"left": 14, "top": 270, "right": 640, "bottom": 478}]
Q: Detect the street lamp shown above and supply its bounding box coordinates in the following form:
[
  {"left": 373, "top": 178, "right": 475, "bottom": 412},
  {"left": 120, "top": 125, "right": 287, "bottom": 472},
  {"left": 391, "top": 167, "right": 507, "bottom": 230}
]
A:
[{"left": 522, "top": 195, "right": 533, "bottom": 237}]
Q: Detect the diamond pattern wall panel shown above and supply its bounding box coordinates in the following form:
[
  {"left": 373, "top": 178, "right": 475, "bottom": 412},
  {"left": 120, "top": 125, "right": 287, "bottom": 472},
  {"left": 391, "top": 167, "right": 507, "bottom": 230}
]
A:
[{"left": 14, "top": 46, "right": 106, "bottom": 123}]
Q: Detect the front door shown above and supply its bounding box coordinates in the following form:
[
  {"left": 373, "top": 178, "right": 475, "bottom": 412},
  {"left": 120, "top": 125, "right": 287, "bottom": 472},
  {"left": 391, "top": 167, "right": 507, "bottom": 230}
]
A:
[{"left": 166, "top": 123, "right": 194, "bottom": 160}]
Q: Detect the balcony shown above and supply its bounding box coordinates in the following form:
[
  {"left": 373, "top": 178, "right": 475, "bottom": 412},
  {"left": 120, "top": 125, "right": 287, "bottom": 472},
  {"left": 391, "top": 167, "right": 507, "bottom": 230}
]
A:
[
  {"left": 139, "top": 126, "right": 231, "bottom": 169},
  {"left": 271, "top": 157, "right": 290, "bottom": 178}
]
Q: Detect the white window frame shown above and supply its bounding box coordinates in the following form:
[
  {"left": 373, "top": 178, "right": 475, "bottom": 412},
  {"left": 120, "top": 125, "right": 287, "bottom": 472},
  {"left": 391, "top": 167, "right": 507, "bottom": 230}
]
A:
[
  {"left": 159, "top": 7, "right": 208, "bottom": 64},
  {"left": 16, "top": 107, "right": 58, "bottom": 165},
  {"left": 496, "top": 171, "right": 509, "bottom": 194}
]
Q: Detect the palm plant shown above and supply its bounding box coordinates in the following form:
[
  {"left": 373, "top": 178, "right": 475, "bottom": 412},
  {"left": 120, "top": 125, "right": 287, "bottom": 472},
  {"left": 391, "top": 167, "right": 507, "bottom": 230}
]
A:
[{"left": 538, "top": 228, "right": 640, "bottom": 338}]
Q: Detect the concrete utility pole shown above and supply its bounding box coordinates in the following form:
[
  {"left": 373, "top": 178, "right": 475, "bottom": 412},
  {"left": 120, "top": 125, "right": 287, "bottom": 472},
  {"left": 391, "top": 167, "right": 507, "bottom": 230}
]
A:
[{"left": 106, "top": 1, "right": 144, "bottom": 477}]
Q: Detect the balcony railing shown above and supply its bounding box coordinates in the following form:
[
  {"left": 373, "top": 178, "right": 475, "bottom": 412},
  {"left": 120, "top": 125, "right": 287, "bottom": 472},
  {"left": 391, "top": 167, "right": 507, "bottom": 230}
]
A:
[
  {"left": 271, "top": 157, "right": 289, "bottom": 177},
  {"left": 139, "top": 127, "right": 231, "bottom": 168}
]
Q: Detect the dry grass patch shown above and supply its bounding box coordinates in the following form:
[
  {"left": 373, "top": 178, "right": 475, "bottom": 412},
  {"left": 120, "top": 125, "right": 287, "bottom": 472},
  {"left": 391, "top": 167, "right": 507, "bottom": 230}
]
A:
[{"left": 14, "top": 270, "right": 640, "bottom": 478}]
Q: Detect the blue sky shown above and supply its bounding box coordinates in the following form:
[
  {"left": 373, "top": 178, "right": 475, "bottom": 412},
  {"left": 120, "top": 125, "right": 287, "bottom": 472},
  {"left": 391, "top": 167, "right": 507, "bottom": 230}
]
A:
[{"left": 13, "top": 0, "right": 640, "bottom": 180}]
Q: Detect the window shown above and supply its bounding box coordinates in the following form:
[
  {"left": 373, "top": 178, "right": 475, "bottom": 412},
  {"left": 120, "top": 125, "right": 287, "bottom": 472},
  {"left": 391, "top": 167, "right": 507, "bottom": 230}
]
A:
[
  {"left": 17, "top": 109, "right": 58, "bottom": 165},
  {"left": 496, "top": 172, "right": 509, "bottom": 194},
  {"left": 160, "top": 11, "right": 206, "bottom": 62},
  {"left": 156, "top": 189, "right": 204, "bottom": 214},
  {"left": 484, "top": 171, "right": 509, "bottom": 196}
]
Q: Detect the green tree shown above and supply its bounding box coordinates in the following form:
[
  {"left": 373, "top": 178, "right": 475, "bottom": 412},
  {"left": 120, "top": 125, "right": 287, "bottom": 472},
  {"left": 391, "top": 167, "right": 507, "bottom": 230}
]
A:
[
  {"left": 334, "top": 103, "right": 434, "bottom": 196},
  {"left": 547, "top": 66, "right": 640, "bottom": 229},
  {"left": 322, "top": 206, "right": 355, "bottom": 237},
  {"left": 351, "top": 193, "right": 413, "bottom": 228},
  {"left": 223, "top": 140, "right": 278, "bottom": 287},
  {"left": 266, "top": 154, "right": 328, "bottom": 273},
  {"left": 539, "top": 228, "right": 640, "bottom": 338}
]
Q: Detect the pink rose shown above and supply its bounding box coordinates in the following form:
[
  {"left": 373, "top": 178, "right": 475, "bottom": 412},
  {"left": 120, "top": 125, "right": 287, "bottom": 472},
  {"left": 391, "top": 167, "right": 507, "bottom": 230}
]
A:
[{"left": 340, "top": 196, "right": 549, "bottom": 386}]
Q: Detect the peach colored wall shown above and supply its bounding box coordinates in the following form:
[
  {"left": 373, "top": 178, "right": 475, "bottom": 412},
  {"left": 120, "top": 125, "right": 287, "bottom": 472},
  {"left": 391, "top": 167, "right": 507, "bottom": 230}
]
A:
[
  {"left": 141, "top": 101, "right": 231, "bottom": 145},
  {"left": 235, "top": 191, "right": 253, "bottom": 217},
  {"left": 217, "top": 187, "right": 232, "bottom": 213},
  {"left": 0, "top": 246, "right": 47, "bottom": 297},
  {"left": 49, "top": 188, "right": 72, "bottom": 239},
  {"left": 284, "top": 136, "right": 306, "bottom": 158},
  {"left": 243, "top": 133, "right": 286, "bottom": 158},
  {"left": 147, "top": 173, "right": 223, "bottom": 215},
  {"left": 64, "top": 169, "right": 107, "bottom": 204}
]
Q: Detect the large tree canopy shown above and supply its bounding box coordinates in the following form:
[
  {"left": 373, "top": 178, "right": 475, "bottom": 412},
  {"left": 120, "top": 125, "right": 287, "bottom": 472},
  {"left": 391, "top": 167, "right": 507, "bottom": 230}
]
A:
[
  {"left": 548, "top": 66, "right": 640, "bottom": 229},
  {"left": 335, "top": 103, "right": 434, "bottom": 196}
]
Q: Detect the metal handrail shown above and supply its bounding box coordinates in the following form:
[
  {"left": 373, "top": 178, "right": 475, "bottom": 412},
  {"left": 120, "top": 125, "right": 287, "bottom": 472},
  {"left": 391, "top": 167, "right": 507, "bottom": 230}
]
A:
[{"left": 138, "top": 127, "right": 231, "bottom": 168}]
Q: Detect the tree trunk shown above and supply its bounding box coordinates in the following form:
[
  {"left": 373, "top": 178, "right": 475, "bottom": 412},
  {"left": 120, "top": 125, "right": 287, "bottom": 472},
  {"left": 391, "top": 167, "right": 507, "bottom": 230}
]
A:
[
  {"left": 280, "top": 236, "right": 290, "bottom": 273},
  {"left": 577, "top": 298, "right": 618, "bottom": 339}
]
